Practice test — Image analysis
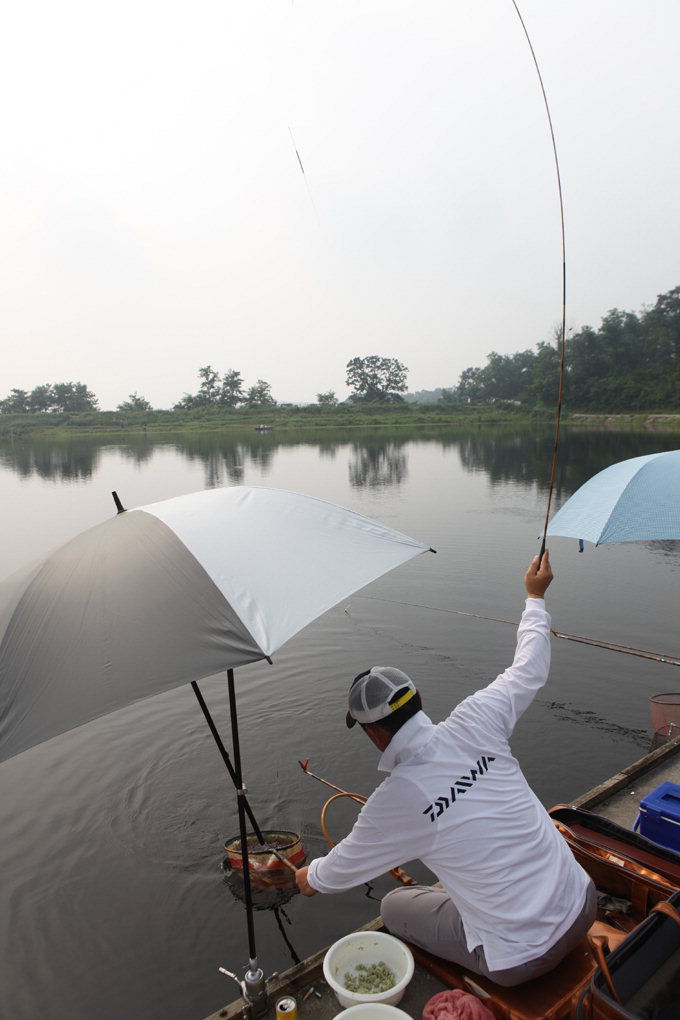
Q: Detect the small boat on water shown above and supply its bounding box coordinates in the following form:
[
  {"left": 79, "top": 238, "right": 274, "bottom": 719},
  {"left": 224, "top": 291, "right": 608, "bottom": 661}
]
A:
[{"left": 207, "top": 733, "right": 680, "bottom": 1020}]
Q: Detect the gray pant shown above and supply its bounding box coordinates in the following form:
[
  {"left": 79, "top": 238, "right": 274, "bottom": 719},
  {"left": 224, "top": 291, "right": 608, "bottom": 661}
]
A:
[{"left": 381, "top": 880, "right": 597, "bottom": 988}]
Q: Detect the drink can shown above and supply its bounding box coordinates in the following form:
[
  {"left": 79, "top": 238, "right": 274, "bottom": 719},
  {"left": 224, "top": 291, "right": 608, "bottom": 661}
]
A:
[{"left": 276, "top": 996, "right": 297, "bottom": 1020}]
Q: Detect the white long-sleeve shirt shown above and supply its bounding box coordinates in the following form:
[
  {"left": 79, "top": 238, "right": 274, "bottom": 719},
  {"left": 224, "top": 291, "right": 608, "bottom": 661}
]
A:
[{"left": 307, "top": 598, "right": 591, "bottom": 971}]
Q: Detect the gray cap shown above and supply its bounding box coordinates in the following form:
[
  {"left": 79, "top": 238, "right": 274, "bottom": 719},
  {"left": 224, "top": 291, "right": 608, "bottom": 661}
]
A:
[{"left": 346, "top": 666, "right": 417, "bottom": 728}]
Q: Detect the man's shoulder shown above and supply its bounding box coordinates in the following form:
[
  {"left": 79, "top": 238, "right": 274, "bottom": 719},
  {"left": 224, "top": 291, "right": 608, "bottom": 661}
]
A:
[
  {"left": 364, "top": 775, "right": 434, "bottom": 832},
  {"left": 367, "top": 770, "right": 428, "bottom": 817}
]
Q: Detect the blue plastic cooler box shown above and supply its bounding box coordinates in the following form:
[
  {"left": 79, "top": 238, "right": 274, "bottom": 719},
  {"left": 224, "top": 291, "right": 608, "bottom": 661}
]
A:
[{"left": 637, "top": 782, "right": 680, "bottom": 852}]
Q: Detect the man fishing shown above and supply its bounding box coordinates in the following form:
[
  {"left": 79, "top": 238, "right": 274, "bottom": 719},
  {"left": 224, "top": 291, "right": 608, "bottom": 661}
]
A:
[{"left": 295, "top": 550, "right": 596, "bottom": 987}]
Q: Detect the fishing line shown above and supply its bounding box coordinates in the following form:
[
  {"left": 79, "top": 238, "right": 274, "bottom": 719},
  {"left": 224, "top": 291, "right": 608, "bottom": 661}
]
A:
[
  {"left": 353, "top": 594, "right": 680, "bottom": 668},
  {"left": 510, "top": 1, "right": 567, "bottom": 557}
]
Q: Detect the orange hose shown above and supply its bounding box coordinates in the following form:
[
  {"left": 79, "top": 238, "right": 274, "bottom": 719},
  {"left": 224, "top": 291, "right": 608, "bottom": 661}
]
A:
[{"left": 320, "top": 791, "right": 367, "bottom": 848}]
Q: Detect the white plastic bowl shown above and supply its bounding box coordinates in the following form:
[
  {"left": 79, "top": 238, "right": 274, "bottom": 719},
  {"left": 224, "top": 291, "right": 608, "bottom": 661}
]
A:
[
  {"left": 334, "top": 1005, "right": 413, "bottom": 1020},
  {"left": 322, "top": 931, "right": 415, "bottom": 1007}
]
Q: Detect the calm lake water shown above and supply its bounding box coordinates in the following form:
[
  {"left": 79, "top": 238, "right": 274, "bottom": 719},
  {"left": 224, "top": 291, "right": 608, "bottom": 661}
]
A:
[{"left": 1, "top": 424, "right": 679, "bottom": 1020}]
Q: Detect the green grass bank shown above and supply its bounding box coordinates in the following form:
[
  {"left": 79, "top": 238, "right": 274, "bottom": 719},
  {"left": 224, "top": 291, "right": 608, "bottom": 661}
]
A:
[{"left": 1, "top": 404, "right": 679, "bottom": 441}]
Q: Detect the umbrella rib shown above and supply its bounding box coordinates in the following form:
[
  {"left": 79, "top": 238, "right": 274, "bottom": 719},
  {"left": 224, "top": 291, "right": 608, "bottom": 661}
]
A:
[{"left": 598, "top": 473, "right": 639, "bottom": 544}]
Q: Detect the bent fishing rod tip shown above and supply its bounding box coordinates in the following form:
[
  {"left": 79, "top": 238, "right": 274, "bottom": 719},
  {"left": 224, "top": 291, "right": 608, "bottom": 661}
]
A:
[{"left": 298, "top": 759, "right": 310, "bottom": 772}]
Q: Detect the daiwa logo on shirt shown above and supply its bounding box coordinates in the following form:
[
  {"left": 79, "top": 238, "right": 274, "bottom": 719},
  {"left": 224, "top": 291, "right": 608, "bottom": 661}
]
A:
[{"left": 422, "top": 756, "right": 496, "bottom": 823}]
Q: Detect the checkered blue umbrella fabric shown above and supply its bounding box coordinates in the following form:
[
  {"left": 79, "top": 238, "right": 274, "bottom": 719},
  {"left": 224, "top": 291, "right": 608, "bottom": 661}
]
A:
[{"left": 546, "top": 449, "right": 680, "bottom": 546}]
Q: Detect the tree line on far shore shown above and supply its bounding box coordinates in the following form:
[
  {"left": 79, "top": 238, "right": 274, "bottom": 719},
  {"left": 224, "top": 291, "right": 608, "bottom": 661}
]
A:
[
  {"left": 0, "top": 356, "right": 410, "bottom": 414},
  {"left": 449, "top": 285, "right": 680, "bottom": 412},
  {"left": 2, "top": 286, "right": 678, "bottom": 415}
]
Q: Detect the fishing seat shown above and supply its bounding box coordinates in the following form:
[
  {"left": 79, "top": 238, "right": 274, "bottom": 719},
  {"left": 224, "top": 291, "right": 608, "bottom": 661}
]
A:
[
  {"left": 409, "top": 814, "right": 679, "bottom": 1017},
  {"left": 408, "top": 921, "right": 625, "bottom": 1020}
]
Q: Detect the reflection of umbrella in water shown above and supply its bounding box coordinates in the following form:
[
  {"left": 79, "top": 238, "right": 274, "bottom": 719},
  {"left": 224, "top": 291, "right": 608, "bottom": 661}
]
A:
[
  {"left": 0, "top": 485, "right": 431, "bottom": 1012},
  {"left": 546, "top": 449, "right": 680, "bottom": 548}
]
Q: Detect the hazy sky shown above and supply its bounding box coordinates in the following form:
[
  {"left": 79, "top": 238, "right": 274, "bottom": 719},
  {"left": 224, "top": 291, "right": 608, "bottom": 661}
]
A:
[{"left": 2, "top": 1, "right": 678, "bottom": 410}]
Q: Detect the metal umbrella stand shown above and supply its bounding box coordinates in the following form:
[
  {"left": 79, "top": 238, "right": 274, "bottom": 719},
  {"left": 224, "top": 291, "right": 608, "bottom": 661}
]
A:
[
  {"left": 191, "top": 676, "right": 270, "bottom": 1012},
  {"left": 193, "top": 674, "right": 307, "bottom": 1012}
]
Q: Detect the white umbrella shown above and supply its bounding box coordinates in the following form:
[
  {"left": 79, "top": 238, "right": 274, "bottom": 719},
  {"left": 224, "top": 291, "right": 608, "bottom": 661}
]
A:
[
  {"left": 0, "top": 485, "right": 431, "bottom": 761},
  {"left": 0, "top": 485, "right": 432, "bottom": 1009}
]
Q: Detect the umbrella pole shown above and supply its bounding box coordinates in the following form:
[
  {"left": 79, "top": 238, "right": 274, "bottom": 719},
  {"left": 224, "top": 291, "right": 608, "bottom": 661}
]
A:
[
  {"left": 227, "top": 668, "right": 267, "bottom": 1016},
  {"left": 190, "top": 681, "right": 266, "bottom": 840},
  {"left": 191, "top": 677, "right": 268, "bottom": 1016}
]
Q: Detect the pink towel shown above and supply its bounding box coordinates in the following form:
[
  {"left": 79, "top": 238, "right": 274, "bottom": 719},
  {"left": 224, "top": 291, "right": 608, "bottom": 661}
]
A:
[{"left": 422, "top": 988, "right": 495, "bottom": 1020}]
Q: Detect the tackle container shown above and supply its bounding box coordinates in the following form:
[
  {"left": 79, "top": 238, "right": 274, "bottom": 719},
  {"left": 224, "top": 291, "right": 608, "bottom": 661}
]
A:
[{"left": 637, "top": 781, "right": 680, "bottom": 852}]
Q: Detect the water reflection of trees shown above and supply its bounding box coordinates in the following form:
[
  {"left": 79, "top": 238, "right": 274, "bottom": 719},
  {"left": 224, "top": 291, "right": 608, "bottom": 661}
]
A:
[
  {"left": 185, "top": 443, "right": 246, "bottom": 488},
  {"left": 176, "top": 431, "right": 411, "bottom": 490},
  {"left": 3, "top": 427, "right": 677, "bottom": 501},
  {"left": 349, "top": 441, "right": 408, "bottom": 489},
  {"left": 0, "top": 440, "right": 101, "bottom": 480},
  {"left": 456, "top": 427, "right": 680, "bottom": 500},
  {"left": 0, "top": 435, "right": 161, "bottom": 480},
  {"left": 171, "top": 434, "right": 272, "bottom": 487},
  {"left": 112, "top": 440, "right": 155, "bottom": 465},
  {"left": 171, "top": 431, "right": 413, "bottom": 490}
]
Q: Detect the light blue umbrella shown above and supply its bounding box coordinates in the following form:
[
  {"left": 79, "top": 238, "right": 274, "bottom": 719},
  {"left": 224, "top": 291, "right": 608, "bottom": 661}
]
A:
[{"left": 546, "top": 449, "right": 680, "bottom": 547}]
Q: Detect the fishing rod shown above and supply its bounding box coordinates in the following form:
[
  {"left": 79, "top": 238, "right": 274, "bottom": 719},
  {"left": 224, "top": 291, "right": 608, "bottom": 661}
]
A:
[
  {"left": 351, "top": 595, "right": 680, "bottom": 668},
  {"left": 510, "top": 1, "right": 567, "bottom": 560},
  {"left": 298, "top": 758, "right": 366, "bottom": 806}
]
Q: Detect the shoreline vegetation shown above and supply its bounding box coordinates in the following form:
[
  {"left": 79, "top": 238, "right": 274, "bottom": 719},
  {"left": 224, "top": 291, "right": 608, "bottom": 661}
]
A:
[
  {"left": 3, "top": 289, "right": 678, "bottom": 437},
  {"left": 1, "top": 404, "right": 680, "bottom": 440}
]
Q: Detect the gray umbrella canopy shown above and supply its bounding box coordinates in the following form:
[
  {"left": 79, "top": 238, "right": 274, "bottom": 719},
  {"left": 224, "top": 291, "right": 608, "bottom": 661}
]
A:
[{"left": 0, "top": 486, "right": 431, "bottom": 763}]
